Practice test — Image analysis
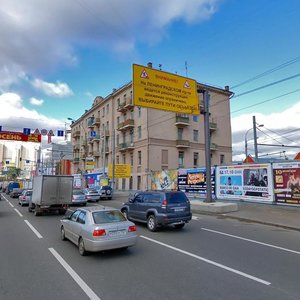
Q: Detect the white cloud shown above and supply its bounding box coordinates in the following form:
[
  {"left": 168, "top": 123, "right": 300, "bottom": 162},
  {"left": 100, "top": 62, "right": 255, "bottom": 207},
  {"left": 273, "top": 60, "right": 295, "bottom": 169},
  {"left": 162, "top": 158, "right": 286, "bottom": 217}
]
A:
[
  {"left": 232, "top": 101, "right": 300, "bottom": 161},
  {"left": 0, "top": 92, "right": 66, "bottom": 142},
  {"left": 0, "top": 0, "right": 221, "bottom": 89},
  {"left": 30, "top": 97, "right": 44, "bottom": 106},
  {"left": 31, "top": 79, "right": 73, "bottom": 97}
]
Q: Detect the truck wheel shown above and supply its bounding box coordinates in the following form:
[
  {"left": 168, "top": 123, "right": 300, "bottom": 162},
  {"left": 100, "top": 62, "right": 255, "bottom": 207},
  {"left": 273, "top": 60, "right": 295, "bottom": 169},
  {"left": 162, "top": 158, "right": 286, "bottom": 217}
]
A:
[
  {"left": 147, "top": 215, "right": 158, "bottom": 232},
  {"left": 78, "top": 238, "right": 87, "bottom": 256}
]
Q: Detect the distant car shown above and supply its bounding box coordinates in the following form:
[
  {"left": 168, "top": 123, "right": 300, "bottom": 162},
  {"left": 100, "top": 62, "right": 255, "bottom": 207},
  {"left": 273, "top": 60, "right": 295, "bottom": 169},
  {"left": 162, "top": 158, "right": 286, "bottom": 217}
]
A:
[
  {"left": 121, "top": 190, "right": 192, "bottom": 232},
  {"left": 18, "top": 190, "right": 32, "bottom": 206},
  {"left": 98, "top": 186, "right": 113, "bottom": 200},
  {"left": 82, "top": 188, "right": 100, "bottom": 202},
  {"left": 10, "top": 188, "right": 24, "bottom": 198},
  {"left": 60, "top": 206, "right": 137, "bottom": 255},
  {"left": 6, "top": 182, "right": 20, "bottom": 194},
  {"left": 72, "top": 189, "right": 87, "bottom": 206}
]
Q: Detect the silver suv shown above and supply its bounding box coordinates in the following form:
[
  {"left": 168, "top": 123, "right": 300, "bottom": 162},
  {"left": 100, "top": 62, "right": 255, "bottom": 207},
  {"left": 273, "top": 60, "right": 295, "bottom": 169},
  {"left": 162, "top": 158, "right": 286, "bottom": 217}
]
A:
[{"left": 121, "top": 191, "right": 192, "bottom": 231}]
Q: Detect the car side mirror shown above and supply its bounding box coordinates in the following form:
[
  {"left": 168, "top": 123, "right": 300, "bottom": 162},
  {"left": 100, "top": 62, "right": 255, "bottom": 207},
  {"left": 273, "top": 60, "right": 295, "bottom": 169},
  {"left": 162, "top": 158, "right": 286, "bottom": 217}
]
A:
[{"left": 129, "top": 197, "right": 135, "bottom": 203}]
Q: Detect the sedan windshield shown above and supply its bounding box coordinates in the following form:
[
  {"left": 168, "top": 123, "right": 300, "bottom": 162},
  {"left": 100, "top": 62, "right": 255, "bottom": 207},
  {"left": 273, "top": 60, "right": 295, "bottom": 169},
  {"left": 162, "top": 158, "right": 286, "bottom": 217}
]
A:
[{"left": 92, "top": 211, "right": 126, "bottom": 224}]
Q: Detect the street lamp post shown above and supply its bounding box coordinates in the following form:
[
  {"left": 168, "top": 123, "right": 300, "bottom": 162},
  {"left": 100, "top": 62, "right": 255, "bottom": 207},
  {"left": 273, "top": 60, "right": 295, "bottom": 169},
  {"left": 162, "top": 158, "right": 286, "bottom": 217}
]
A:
[{"left": 244, "top": 118, "right": 264, "bottom": 160}]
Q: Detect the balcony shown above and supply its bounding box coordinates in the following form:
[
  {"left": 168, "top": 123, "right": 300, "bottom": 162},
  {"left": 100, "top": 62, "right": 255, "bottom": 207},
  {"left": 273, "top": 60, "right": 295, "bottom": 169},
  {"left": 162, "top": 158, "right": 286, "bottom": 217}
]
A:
[
  {"left": 73, "top": 157, "right": 80, "bottom": 163},
  {"left": 118, "top": 142, "right": 135, "bottom": 152},
  {"left": 80, "top": 153, "right": 86, "bottom": 160},
  {"left": 73, "top": 144, "right": 80, "bottom": 151},
  {"left": 72, "top": 131, "right": 80, "bottom": 138},
  {"left": 87, "top": 117, "right": 95, "bottom": 128},
  {"left": 176, "top": 139, "right": 190, "bottom": 148},
  {"left": 210, "top": 142, "right": 218, "bottom": 151},
  {"left": 175, "top": 114, "right": 190, "bottom": 126},
  {"left": 92, "top": 134, "right": 101, "bottom": 142},
  {"left": 117, "top": 98, "right": 134, "bottom": 113},
  {"left": 117, "top": 119, "right": 135, "bottom": 131},
  {"left": 92, "top": 118, "right": 100, "bottom": 126},
  {"left": 209, "top": 121, "right": 217, "bottom": 131},
  {"left": 93, "top": 151, "right": 101, "bottom": 157},
  {"left": 101, "top": 147, "right": 110, "bottom": 154}
]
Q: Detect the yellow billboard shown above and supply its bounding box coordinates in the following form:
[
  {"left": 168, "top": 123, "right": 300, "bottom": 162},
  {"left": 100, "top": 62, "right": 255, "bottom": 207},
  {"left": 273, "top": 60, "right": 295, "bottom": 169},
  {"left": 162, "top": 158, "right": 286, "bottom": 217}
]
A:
[
  {"left": 85, "top": 157, "right": 94, "bottom": 171},
  {"left": 133, "top": 64, "right": 199, "bottom": 115},
  {"left": 108, "top": 164, "right": 131, "bottom": 178}
]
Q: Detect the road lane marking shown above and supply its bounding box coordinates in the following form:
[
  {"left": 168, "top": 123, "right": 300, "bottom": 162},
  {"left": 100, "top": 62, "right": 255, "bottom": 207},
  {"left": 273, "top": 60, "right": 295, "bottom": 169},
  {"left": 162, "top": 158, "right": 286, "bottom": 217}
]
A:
[
  {"left": 8, "top": 202, "right": 14, "bottom": 208},
  {"left": 49, "top": 248, "right": 101, "bottom": 300},
  {"left": 202, "top": 228, "right": 300, "bottom": 255},
  {"left": 14, "top": 208, "right": 23, "bottom": 217},
  {"left": 140, "top": 235, "right": 271, "bottom": 286},
  {"left": 24, "top": 220, "right": 43, "bottom": 239}
]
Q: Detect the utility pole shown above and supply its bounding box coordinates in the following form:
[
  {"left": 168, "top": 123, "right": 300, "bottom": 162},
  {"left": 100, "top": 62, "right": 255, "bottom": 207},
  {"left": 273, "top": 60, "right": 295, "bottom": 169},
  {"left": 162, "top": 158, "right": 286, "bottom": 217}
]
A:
[
  {"left": 198, "top": 89, "right": 213, "bottom": 203},
  {"left": 253, "top": 115, "right": 259, "bottom": 162},
  {"left": 112, "top": 129, "right": 115, "bottom": 189}
]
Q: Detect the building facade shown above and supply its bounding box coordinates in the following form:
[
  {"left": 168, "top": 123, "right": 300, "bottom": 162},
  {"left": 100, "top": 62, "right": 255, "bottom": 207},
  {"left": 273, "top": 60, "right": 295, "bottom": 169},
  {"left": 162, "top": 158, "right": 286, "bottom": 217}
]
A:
[{"left": 70, "top": 79, "right": 233, "bottom": 190}]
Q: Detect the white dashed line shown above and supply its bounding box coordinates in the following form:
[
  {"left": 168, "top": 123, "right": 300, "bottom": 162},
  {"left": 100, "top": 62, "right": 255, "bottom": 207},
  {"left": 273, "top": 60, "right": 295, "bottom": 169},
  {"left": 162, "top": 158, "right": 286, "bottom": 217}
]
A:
[
  {"left": 24, "top": 220, "right": 43, "bottom": 239},
  {"left": 141, "top": 235, "right": 271, "bottom": 286},
  {"left": 49, "top": 248, "right": 101, "bottom": 300},
  {"left": 14, "top": 208, "right": 23, "bottom": 217}
]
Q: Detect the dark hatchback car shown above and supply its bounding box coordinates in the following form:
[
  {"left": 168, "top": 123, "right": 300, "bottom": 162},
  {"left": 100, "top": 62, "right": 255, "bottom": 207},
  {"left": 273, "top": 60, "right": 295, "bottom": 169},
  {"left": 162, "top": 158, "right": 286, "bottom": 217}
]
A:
[{"left": 121, "top": 190, "right": 192, "bottom": 232}]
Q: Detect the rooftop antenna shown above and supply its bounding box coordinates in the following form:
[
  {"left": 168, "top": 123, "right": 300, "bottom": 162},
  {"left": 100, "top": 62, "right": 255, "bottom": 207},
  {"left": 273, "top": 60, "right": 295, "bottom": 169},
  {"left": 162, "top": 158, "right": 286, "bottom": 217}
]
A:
[
  {"left": 185, "top": 61, "right": 188, "bottom": 77},
  {"left": 158, "top": 64, "right": 162, "bottom": 70}
]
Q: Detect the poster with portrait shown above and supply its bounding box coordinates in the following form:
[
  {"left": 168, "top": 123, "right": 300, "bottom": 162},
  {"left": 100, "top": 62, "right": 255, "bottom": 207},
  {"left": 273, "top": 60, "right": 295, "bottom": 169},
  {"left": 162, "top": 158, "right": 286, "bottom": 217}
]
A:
[
  {"left": 273, "top": 162, "right": 300, "bottom": 205},
  {"left": 150, "top": 170, "right": 178, "bottom": 190},
  {"left": 177, "top": 167, "right": 215, "bottom": 197},
  {"left": 216, "top": 164, "right": 273, "bottom": 202}
]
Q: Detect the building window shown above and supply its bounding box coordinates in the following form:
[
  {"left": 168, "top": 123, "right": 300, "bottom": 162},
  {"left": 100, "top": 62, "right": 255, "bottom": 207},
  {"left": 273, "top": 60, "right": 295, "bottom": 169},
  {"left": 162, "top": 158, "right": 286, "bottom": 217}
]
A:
[
  {"left": 106, "top": 104, "right": 109, "bottom": 115},
  {"left": 193, "top": 152, "right": 198, "bottom": 166},
  {"left": 130, "top": 154, "right": 133, "bottom": 166},
  {"left": 161, "top": 150, "right": 168, "bottom": 165},
  {"left": 193, "top": 130, "right": 198, "bottom": 142},
  {"left": 220, "top": 154, "right": 225, "bottom": 164},
  {"left": 129, "top": 176, "right": 133, "bottom": 189},
  {"left": 138, "top": 151, "right": 141, "bottom": 165},
  {"left": 116, "top": 134, "right": 119, "bottom": 146},
  {"left": 122, "top": 178, "right": 126, "bottom": 190},
  {"left": 116, "top": 155, "right": 119, "bottom": 164},
  {"left": 177, "top": 128, "right": 183, "bottom": 140},
  {"left": 193, "top": 115, "right": 198, "bottom": 122},
  {"left": 138, "top": 126, "right": 142, "bottom": 139},
  {"left": 102, "top": 107, "right": 105, "bottom": 117},
  {"left": 138, "top": 107, "right": 141, "bottom": 118},
  {"left": 178, "top": 151, "right": 184, "bottom": 168},
  {"left": 137, "top": 176, "right": 141, "bottom": 190},
  {"left": 117, "top": 98, "right": 120, "bottom": 108},
  {"left": 123, "top": 154, "right": 126, "bottom": 164},
  {"left": 117, "top": 116, "right": 120, "bottom": 125}
]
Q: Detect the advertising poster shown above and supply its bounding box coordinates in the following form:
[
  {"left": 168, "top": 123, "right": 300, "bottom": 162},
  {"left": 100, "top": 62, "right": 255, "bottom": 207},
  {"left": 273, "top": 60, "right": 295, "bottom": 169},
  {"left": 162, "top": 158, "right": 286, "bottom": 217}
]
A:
[
  {"left": 216, "top": 164, "right": 273, "bottom": 202},
  {"left": 273, "top": 162, "right": 300, "bottom": 205},
  {"left": 177, "top": 167, "right": 215, "bottom": 197},
  {"left": 150, "top": 170, "right": 178, "bottom": 190}
]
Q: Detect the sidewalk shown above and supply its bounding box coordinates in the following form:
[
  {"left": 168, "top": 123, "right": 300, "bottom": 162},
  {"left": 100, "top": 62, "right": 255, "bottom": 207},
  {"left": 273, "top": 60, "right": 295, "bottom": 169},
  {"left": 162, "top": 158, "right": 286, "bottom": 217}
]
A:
[{"left": 190, "top": 199, "right": 300, "bottom": 231}]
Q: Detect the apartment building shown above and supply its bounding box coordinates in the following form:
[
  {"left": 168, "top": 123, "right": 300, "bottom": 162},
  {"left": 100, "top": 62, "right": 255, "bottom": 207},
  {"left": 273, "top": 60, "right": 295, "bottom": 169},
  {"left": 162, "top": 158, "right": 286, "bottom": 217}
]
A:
[{"left": 70, "top": 80, "right": 233, "bottom": 190}]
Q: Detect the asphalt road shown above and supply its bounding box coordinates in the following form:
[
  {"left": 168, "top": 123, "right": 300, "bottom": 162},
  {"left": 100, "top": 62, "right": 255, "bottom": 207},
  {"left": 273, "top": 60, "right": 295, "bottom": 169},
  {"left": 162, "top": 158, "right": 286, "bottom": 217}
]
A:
[{"left": 1, "top": 193, "right": 300, "bottom": 300}]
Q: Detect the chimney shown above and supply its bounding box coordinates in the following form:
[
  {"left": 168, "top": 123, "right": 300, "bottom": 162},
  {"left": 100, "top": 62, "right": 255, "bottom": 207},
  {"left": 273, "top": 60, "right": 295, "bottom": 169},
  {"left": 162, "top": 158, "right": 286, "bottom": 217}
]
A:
[
  {"left": 147, "top": 62, "right": 153, "bottom": 68},
  {"left": 224, "top": 85, "right": 229, "bottom": 91}
]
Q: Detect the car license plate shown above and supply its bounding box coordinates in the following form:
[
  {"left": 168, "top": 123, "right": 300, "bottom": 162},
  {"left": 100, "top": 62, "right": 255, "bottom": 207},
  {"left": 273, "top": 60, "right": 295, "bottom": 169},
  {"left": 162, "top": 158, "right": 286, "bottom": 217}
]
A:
[
  {"left": 174, "top": 208, "right": 185, "bottom": 212},
  {"left": 109, "top": 230, "right": 126, "bottom": 237}
]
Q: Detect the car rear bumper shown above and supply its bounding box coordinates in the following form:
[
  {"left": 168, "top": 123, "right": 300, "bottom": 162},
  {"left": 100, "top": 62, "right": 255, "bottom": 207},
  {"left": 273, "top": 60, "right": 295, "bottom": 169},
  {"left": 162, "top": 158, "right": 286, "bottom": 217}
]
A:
[
  {"left": 84, "top": 235, "right": 137, "bottom": 252},
  {"left": 156, "top": 214, "right": 192, "bottom": 225}
]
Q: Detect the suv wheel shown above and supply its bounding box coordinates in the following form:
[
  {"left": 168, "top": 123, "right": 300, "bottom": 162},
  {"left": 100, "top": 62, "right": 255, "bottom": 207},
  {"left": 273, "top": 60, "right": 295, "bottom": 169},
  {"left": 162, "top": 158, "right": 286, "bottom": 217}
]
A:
[{"left": 147, "top": 215, "right": 158, "bottom": 232}]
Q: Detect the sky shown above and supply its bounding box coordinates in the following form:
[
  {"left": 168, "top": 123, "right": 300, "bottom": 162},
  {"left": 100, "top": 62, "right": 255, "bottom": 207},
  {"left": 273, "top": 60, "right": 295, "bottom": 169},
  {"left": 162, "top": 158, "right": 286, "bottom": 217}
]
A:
[{"left": 0, "top": 0, "right": 300, "bottom": 161}]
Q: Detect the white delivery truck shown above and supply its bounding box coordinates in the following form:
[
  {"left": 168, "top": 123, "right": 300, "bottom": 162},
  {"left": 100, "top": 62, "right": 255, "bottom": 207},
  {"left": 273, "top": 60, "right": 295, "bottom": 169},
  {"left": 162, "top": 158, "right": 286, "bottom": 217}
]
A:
[{"left": 29, "top": 175, "right": 74, "bottom": 216}]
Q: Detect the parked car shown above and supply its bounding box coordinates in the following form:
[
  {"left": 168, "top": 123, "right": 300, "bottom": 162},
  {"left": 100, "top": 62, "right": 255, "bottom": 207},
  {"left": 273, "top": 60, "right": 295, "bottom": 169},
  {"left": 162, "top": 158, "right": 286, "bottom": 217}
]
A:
[
  {"left": 18, "top": 189, "right": 32, "bottom": 206},
  {"left": 60, "top": 206, "right": 137, "bottom": 255},
  {"left": 71, "top": 189, "right": 87, "bottom": 206},
  {"left": 82, "top": 188, "right": 100, "bottom": 202},
  {"left": 10, "top": 188, "right": 24, "bottom": 198},
  {"left": 6, "top": 182, "right": 20, "bottom": 195},
  {"left": 98, "top": 186, "right": 113, "bottom": 200},
  {"left": 121, "top": 190, "right": 192, "bottom": 232}
]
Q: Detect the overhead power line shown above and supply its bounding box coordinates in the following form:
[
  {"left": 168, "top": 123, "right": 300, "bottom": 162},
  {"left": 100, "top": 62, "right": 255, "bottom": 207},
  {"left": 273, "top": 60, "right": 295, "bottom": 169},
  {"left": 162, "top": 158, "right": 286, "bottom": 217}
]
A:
[
  {"left": 231, "top": 55, "right": 300, "bottom": 89},
  {"left": 233, "top": 72, "right": 300, "bottom": 98}
]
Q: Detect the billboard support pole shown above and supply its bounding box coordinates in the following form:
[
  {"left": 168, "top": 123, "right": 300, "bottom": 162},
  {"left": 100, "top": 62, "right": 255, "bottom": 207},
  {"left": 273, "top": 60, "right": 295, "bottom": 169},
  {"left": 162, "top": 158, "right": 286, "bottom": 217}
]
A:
[{"left": 199, "top": 89, "right": 213, "bottom": 203}]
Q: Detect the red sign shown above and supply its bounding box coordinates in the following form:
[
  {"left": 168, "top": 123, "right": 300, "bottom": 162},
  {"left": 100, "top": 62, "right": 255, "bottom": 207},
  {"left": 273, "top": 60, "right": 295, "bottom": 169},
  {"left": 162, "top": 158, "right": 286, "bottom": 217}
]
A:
[
  {"left": 0, "top": 131, "right": 41, "bottom": 143},
  {"left": 243, "top": 155, "right": 255, "bottom": 163}
]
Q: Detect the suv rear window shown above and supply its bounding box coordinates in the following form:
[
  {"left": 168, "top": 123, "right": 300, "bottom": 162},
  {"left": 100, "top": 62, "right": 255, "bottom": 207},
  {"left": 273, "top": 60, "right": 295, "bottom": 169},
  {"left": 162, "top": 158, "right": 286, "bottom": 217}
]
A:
[{"left": 166, "top": 192, "right": 188, "bottom": 204}]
